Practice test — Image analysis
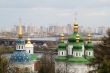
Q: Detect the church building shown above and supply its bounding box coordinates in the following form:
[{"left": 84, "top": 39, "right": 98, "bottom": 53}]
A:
[
  {"left": 9, "top": 19, "right": 38, "bottom": 73},
  {"left": 55, "top": 20, "right": 94, "bottom": 73}
]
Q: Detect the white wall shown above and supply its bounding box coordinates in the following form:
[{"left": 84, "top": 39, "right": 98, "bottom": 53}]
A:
[
  {"left": 68, "top": 45, "right": 73, "bottom": 55},
  {"left": 25, "top": 47, "right": 33, "bottom": 54},
  {"left": 55, "top": 63, "right": 94, "bottom": 73},
  {"left": 73, "top": 51, "right": 82, "bottom": 57},
  {"left": 82, "top": 45, "right": 85, "bottom": 56},
  {"left": 58, "top": 50, "right": 66, "bottom": 56},
  {"left": 67, "top": 64, "right": 91, "bottom": 73},
  {"left": 55, "top": 62, "right": 66, "bottom": 73},
  {"left": 85, "top": 50, "right": 93, "bottom": 56},
  {"left": 16, "top": 45, "right": 25, "bottom": 50}
]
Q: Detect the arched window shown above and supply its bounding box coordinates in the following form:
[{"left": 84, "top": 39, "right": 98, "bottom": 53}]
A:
[
  {"left": 22, "top": 46, "right": 23, "bottom": 49},
  {"left": 62, "top": 52, "right": 63, "bottom": 55},
  {"left": 19, "top": 46, "right": 20, "bottom": 49},
  {"left": 89, "top": 52, "right": 91, "bottom": 56},
  {"left": 76, "top": 52, "right": 78, "bottom": 56}
]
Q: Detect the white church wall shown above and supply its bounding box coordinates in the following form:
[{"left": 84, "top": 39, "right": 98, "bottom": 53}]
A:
[
  {"left": 82, "top": 45, "right": 85, "bottom": 56},
  {"left": 73, "top": 51, "right": 83, "bottom": 57},
  {"left": 67, "top": 64, "right": 90, "bottom": 73},
  {"left": 58, "top": 50, "right": 66, "bottom": 56},
  {"left": 25, "top": 47, "right": 33, "bottom": 54},
  {"left": 16, "top": 45, "right": 25, "bottom": 50},
  {"left": 55, "top": 62, "right": 66, "bottom": 73},
  {"left": 68, "top": 45, "right": 73, "bottom": 55},
  {"left": 86, "top": 50, "right": 93, "bottom": 56}
]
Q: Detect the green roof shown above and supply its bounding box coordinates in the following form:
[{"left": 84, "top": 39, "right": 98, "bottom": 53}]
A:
[
  {"left": 73, "top": 43, "right": 83, "bottom": 50},
  {"left": 58, "top": 48, "right": 66, "bottom": 50},
  {"left": 85, "top": 42, "right": 93, "bottom": 50},
  {"left": 68, "top": 57, "right": 89, "bottom": 64},
  {"left": 58, "top": 41, "right": 66, "bottom": 50},
  {"left": 31, "top": 54, "right": 37, "bottom": 61},
  {"left": 68, "top": 32, "right": 83, "bottom": 43},
  {"left": 55, "top": 56, "right": 94, "bottom": 64},
  {"left": 86, "top": 56, "right": 94, "bottom": 61},
  {"left": 58, "top": 42, "right": 66, "bottom": 48},
  {"left": 55, "top": 56, "right": 67, "bottom": 62}
]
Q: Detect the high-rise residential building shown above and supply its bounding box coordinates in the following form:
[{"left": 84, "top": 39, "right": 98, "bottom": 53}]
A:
[
  {"left": 47, "top": 25, "right": 59, "bottom": 35},
  {"left": 66, "top": 24, "right": 73, "bottom": 34},
  {"left": 96, "top": 26, "right": 106, "bottom": 35},
  {"left": 27, "top": 25, "right": 34, "bottom": 34},
  {"left": 78, "top": 25, "right": 82, "bottom": 33}
]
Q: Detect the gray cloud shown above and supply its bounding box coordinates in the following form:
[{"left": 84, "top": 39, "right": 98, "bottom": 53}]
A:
[{"left": 0, "top": 0, "right": 109, "bottom": 28}]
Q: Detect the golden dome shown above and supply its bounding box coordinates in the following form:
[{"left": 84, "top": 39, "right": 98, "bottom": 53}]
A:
[
  {"left": 60, "top": 33, "right": 64, "bottom": 37},
  {"left": 27, "top": 38, "right": 31, "bottom": 44},
  {"left": 87, "top": 33, "right": 92, "bottom": 42},
  {"left": 60, "top": 33, "right": 64, "bottom": 42},
  {"left": 76, "top": 33, "right": 80, "bottom": 42},
  {"left": 76, "top": 33, "right": 80, "bottom": 37},
  {"left": 25, "top": 38, "right": 34, "bottom": 48},
  {"left": 88, "top": 33, "right": 92, "bottom": 37},
  {"left": 73, "top": 20, "right": 78, "bottom": 33}
]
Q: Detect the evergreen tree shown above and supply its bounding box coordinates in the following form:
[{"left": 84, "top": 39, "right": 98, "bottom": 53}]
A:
[
  {"left": 0, "top": 56, "right": 9, "bottom": 73},
  {"left": 90, "top": 29, "right": 110, "bottom": 73}
]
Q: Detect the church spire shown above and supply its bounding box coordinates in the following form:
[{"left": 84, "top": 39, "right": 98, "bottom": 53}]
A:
[
  {"left": 18, "top": 18, "right": 23, "bottom": 39},
  {"left": 76, "top": 33, "right": 80, "bottom": 43},
  {"left": 73, "top": 20, "right": 78, "bottom": 33},
  {"left": 60, "top": 33, "right": 64, "bottom": 42},
  {"left": 87, "top": 33, "right": 92, "bottom": 43},
  {"left": 73, "top": 12, "right": 78, "bottom": 33}
]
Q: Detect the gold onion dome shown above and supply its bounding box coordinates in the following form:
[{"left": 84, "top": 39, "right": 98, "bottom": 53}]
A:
[
  {"left": 87, "top": 33, "right": 92, "bottom": 42},
  {"left": 68, "top": 20, "right": 83, "bottom": 43},
  {"left": 25, "top": 38, "right": 34, "bottom": 48},
  {"left": 60, "top": 33, "right": 64, "bottom": 42},
  {"left": 85, "top": 33, "right": 93, "bottom": 49},
  {"left": 73, "top": 21, "right": 78, "bottom": 33},
  {"left": 73, "top": 33, "right": 82, "bottom": 49},
  {"left": 76, "top": 33, "right": 80, "bottom": 43},
  {"left": 58, "top": 33, "right": 66, "bottom": 50}
]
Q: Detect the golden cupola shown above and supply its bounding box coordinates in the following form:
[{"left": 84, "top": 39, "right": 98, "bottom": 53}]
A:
[
  {"left": 25, "top": 38, "right": 34, "bottom": 48},
  {"left": 60, "top": 33, "right": 64, "bottom": 42},
  {"left": 73, "top": 21, "right": 78, "bottom": 33},
  {"left": 18, "top": 18, "right": 23, "bottom": 39},
  {"left": 76, "top": 33, "right": 80, "bottom": 43},
  {"left": 87, "top": 33, "right": 92, "bottom": 43}
]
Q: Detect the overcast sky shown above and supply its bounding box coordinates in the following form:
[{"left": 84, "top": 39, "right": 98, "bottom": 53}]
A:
[{"left": 0, "top": 0, "right": 110, "bottom": 30}]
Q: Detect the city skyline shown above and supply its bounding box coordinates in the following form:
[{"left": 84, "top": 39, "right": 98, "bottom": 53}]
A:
[{"left": 0, "top": 0, "right": 110, "bottom": 30}]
